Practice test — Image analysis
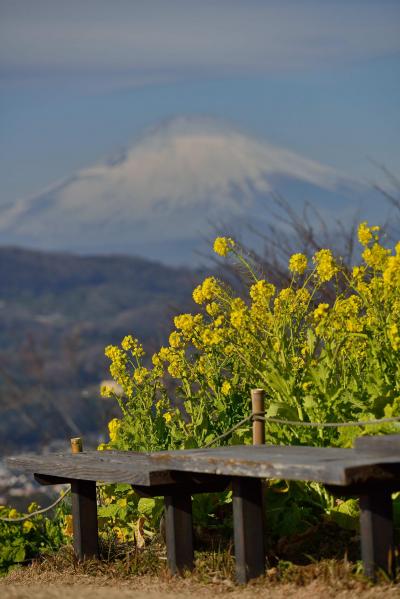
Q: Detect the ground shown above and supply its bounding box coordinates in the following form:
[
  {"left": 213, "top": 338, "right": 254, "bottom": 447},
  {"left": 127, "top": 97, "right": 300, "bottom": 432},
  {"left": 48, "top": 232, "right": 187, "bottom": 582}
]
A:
[
  {"left": 2, "top": 573, "right": 400, "bottom": 599},
  {"left": 2, "top": 559, "right": 400, "bottom": 599}
]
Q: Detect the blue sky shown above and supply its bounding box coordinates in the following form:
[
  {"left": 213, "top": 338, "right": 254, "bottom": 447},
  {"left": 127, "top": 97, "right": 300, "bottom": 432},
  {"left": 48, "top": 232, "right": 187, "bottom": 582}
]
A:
[{"left": 0, "top": 0, "right": 399, "bottom": 207}]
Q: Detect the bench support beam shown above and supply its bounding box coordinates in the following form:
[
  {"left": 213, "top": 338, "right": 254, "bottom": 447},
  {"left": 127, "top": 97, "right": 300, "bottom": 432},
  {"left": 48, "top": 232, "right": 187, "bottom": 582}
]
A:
[
  {"left": 360, "top": 489, "right": 395, "bottom": 579},
  {"left": 232, "top": 477, "right": 265, "bottom": 583},
  {"left": 71, "top": 479, "right": 99, "bottom": 561},
  {"left": 164, "top": 492, "right": 194, "bottom": 575}
]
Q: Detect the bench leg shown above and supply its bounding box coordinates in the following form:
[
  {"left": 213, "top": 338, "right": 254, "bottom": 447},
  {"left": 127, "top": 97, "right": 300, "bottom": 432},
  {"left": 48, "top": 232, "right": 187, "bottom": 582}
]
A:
[
  {"left": 71, "top": 479, "right": 99, "bottom": 561},
  {"left": 232, "top": 477, "right": 265, "bottom": 583},
  {"left": 360, "top": 489, "right": 395, "bottom": 579},
  {"left": 164, "top": 493, "right": 194, "bottom": 575}
]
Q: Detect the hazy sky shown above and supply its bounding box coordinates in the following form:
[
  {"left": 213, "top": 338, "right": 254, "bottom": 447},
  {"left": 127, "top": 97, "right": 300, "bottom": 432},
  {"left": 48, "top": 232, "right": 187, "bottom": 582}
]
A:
[{"left": 0, "top": 0, "right": 399, "bottom": 206}]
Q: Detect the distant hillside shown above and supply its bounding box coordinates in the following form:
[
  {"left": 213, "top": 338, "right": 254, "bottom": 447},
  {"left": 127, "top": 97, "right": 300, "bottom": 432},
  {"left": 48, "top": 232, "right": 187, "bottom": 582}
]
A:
[{"left": 0, "top": 247, "right": 201, "bottom": 451}]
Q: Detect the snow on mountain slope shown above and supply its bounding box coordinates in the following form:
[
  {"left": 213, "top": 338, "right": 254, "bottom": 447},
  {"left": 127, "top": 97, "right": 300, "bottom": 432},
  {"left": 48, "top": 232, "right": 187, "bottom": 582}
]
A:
[{"left": 0, "top": 117, "right": 378, "bottom": 264}]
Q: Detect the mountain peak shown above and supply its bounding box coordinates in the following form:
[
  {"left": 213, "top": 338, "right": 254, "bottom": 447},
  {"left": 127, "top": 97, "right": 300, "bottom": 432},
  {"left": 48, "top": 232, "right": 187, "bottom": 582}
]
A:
[{"left": 0, "top": 116, "right": 368, "bottom": 264}]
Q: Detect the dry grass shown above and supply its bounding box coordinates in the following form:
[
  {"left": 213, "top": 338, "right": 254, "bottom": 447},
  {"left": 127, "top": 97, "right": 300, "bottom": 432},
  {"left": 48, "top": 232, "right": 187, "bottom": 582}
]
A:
[{"left": 1, "top": 544, "right": 400, "bottom": 598}]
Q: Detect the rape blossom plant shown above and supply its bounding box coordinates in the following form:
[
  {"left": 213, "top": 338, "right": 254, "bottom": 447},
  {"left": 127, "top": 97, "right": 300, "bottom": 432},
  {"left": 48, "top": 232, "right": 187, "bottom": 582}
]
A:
[{"left": 101, "top": 226, "right": 400, "bottom": 453}]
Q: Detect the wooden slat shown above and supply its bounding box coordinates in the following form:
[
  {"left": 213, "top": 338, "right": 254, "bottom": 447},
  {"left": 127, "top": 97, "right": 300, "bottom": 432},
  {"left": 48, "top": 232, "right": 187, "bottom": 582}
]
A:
[
  {"left": 9, "top": 444, "right": 400, "bottom": 487},
  {"left": 147, "top": 446, "right": 400, "bottom": 486},
  {"left": 354, "top": 434, "right": 400, "bottom": 455},
  {"left": 8, "top": 453, "right": 174, "bottom": 486}
]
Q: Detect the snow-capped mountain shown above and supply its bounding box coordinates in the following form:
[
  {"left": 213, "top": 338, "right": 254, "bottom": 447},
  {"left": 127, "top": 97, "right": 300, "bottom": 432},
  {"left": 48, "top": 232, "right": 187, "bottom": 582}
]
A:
[{"left": 0, "top": 117, "right": 382, "bottom": 264}]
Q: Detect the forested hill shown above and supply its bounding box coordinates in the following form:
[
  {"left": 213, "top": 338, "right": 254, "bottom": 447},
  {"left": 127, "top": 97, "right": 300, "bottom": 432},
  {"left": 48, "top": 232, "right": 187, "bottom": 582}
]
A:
[{"left": 0, "top": 247, "right": 201, "bottom": 451}]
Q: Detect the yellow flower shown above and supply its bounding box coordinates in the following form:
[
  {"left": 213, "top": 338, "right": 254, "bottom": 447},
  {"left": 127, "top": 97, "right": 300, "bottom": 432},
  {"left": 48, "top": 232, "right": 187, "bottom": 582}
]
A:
[
  {"left": 313, "top": 303, "right": 329, "bottom": 320},
  {"left": 352, "top": 266, "right": 365, "bottom": 281},
  {"left": 63, "top": 515, "right": 74, "bottom": 537},
  {"left": 213, "top": 236, "right": 235, "bottom": 256},
  {"left": 167, "top": 352, "right": 186, "bottom": 378},
  {"left": 192, "top": 285, "right": 204, "bottom": 304},
  {"left": 288, "top": 253, "right": 308, "bottom": 275},
  {"left": 169, "top": 331, "right": 182, "bottom": 348},
  {"left": 295, "top": 288, "right": 311, "bottom": 306},
  {"left": 249, "top": 280, "right": 275, "bottom": 303},
  {"left": 362, "top": 243, "right": 390, "bottom": 270},
  {"left": 121, "top": 335, "right": 145, "bottom": 357},
  {"left": 206, "top": 302, "right": 220, "bottom": 317},
  {"left": 100, "top": 385, "right": 112, "bottom": 398},
  {"left": 193, "top": 277, "right": 220, "bottom": 304},
  {"left": 214, "top": 315, "right": 224, "bottom": 327},
  {"left": 174, "top": 313, "right": 195, "bottom": 333},
  {"left": 230, "top": 298, "right": 247, "bottom": 329},
  {"left": 313, "top": 249, "right": 338, "bottom": 282},
  {"left": 133, "top": 367, "right": 148, "bottom": 384},
  {"left": 23, "top": 520, "right": 34, "bottom": 533},
  {"left": 291, "top": 356, "right": 304, "bottom": 370},
  {"left": 388, "top": 323, "right": 400, "bottom": 351},
  {"left": 8, "top": 509, "right": 18, "bottom": 519},
  {"left": 202, "top": 328, "right": 223, "bottom": 345},
  {"left": 108, "top": 418, "right": 121, "bottom": 442},
  {"left": 163, "top": 412, "right": 172, "bottom": 423},
  {"left": 335, "top": 296, "right": 361, "bottom": 318},
  {"left": 225, "top": 343, "right": 235, "bottom": 356},
  {"left": 158, "top": 346, "right": 172, "bottom": 362},
  {"left": 202, "top": 277, "right": 220, "bottom": 300},
  {"left": 358, "top": 221, "right": 373, "bottom": 246},
  {"left": 383, "top": 255, "right": 400, "bottom": 288},
  {"left": 221, "top": 381, "right": 231, "bottom": 396},
  {"left": 274, "top": 288, "right": 295, "bottom": 313}
]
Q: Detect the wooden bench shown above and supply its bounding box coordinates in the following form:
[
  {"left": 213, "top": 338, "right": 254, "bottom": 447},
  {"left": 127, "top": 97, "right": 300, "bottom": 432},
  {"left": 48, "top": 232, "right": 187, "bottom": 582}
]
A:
[{"left": 7, "top": 435, "right": 400, "bottom": 583}]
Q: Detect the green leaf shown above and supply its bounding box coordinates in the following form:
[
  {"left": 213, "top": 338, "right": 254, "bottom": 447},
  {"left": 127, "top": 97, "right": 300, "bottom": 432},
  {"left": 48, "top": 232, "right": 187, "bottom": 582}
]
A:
[
  {"left": 137, "top": 498, "right": 156, "bottom": 517},
  {"left": 97, "top": 504, "right": 120, "bottom": 518},
  {"left": 329, "top": 499, "right": 360, "bottom": 531},
  {"left": 266, "top": 401, "right": 299, "bottom": 420}
]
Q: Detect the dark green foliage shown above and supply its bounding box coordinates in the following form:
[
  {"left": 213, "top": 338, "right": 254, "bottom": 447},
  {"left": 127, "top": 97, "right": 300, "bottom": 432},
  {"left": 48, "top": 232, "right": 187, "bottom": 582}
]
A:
[{"left": 0, "top": 503, "right": 67, "bottom": 576}]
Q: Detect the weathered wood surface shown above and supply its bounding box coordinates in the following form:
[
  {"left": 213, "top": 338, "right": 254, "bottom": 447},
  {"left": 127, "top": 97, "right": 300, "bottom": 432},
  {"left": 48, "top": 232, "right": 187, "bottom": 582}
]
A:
[
  {"left": 7, "top": 441, "right": 400, "bottom": 487},
  {"left": 146, "top": 445, "right": 400, "bottom": 486},
  {"left": 354, "top": 434, "right": 400, "bottom": 455},
  {"left": 7, "top": 452, "right": 172, "bottom": 486}
]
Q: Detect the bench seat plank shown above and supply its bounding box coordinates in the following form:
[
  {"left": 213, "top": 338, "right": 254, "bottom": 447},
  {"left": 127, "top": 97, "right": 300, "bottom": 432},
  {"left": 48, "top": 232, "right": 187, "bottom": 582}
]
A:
[
  {"left": 146, "top": 445, "right": 400, "bottom": 486},
  {"left": 355, "top": 434, "right": 400, "bottom": 455},
  {"left": 8, "top": 444, "right": 400, "bottom": 487},
  {"left": 7, "top": 453, "right": 173, "bottom": 486}
]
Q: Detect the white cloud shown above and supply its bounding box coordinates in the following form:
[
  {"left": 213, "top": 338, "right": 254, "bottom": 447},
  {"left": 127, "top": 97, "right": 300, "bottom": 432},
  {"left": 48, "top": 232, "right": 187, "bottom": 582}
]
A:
[{"left": 1, "top": 0, "right": 399, "bottom": 82}]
